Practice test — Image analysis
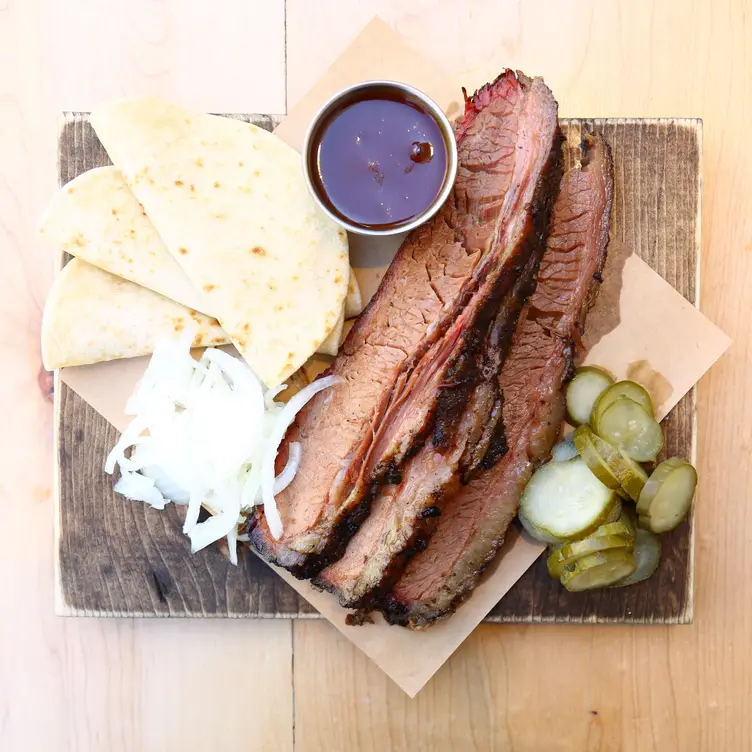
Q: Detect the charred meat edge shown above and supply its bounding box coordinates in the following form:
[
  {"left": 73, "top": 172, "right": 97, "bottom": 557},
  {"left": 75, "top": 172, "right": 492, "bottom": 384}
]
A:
[
  {"left": 382, "top": 133, "right": 614, "bottom": 628},
  {"left": 314, "top": 152, "right": 562, "bottom": 608},
  {"left": 251, "top": 71, "right": 558, "bottom": 578},
  {"left": 313, "top": 99, "right": 563, "bottom": 607}
]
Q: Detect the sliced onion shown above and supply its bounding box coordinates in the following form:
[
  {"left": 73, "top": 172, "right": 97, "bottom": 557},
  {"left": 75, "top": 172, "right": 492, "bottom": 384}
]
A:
[
  {"left": 260, "top": 375, "right": 343, "bottom": 540},
  {"left": 226, "top": 524, "right": 239, "bottom": 565},
  {"left": 105, "top": 414, "right": 150, "bottom": 474},
  {"left": 106, "top": 333, "right": 341, "bottom": 560},
  {"left": 274, "top": 442, "right": 301, "bottom": 494},
  {"left": 183, "top": 486, "right": 206, "bottom": 534},
  {"left": 114, "top": 470, "right": 167, "bottom": 510},
  {"left": 264, "top": 383, "right": 288, "bottom": 409},
  {"left": 187, "top": 498, "right": 239, "bottom": 554},
  {"left": 204, "top": 348, "right": 265, "bottom": 412},
  {"left": 126, "top": 327, "right": 197, "bottom": 415},
  {"left": 241, "top": 460, "right": 264, "bottom": 510}
]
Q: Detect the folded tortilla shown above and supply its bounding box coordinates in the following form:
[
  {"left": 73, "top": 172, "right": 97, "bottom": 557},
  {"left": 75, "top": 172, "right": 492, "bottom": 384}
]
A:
[
  {"left": 37, "top": 166, "right": 363, "bottom": 353},
  {"left": 38, "top": 166, "right": 209, "bottom": 314},
  {"left": 317, "top": 305, "right": 345, "bottom": 357},
  {"left": 42, "top": 259, "right": 228, "bottom": 370},
  {"left": 91, "top": 98, "right": 350, "bottom": 387},
  {"left": 345, "top": 270, "right": 362, "bottom": 319}
]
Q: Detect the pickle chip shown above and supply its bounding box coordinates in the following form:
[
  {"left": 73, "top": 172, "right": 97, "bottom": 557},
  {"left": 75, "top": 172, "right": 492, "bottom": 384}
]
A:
[
  {"left": 547, "top": 534, "right": 632, "bottom": 579},
  {"left": 591, "top": 380, "right": 655, "bottom": 431},
  {"left": 518, "top": 516, "right": 562, "bottom": 545},
  {"left": 611, "top": 450, "right": 648, "bottom": 501},
  {"left": 611, "top": 528, "right": 661, "bottom": 587},
  {"left": 575, "top": 424, "right": 650, "bottom": 499},
  {"left": 597, "top": 397, "right": 664, "bottom": 462},
  {"left": 519, "top": 457, "right": 619, "bottom": 543},
  {"left": 560, "top": 550, "right": 637, "bottom": 592},
  {"left": 573, "top": 425, "right": 625, "bottom": 492},
  {"left": 637, "top": 457, "right": 697, "bottom": 533},
  {"left": 566, "top": 366, "right": 614, "bottom": 426},
  {"left": 595, "top": 512, "right": 637, "bottom": 543}
]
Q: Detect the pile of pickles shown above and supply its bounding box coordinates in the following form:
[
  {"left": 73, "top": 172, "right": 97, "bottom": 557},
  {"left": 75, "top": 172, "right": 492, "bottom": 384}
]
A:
[{"left": 519, "top": 367, "right": 698, "bottom": 592}]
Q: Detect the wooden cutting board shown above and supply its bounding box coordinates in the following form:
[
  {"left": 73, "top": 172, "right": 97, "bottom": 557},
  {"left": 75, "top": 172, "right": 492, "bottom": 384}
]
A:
[{"left": 54, "top": 114, "right": 700, "bottom": 623}]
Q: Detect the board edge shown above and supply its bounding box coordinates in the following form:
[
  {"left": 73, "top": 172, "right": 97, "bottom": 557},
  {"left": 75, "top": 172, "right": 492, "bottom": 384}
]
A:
[{"left": 52, "top": 367, "right": 71, "bottom": 617}]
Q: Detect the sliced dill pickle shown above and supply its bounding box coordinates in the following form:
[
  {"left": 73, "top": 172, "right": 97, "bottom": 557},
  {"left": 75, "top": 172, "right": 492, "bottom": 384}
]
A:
[
  {"left": 559, "top": 550, "right": 637, "bottom": 592},
  {"left": 591, "top": 380, "right": 655, "bottom": 431},
  {"left": 574, "top": 424, "right": 649, "bottom": 499},
  {"left": 551, "top": 433, "right": 578, "bottom": 462},
  {"left": 519, "top": 458, "right": 619, "bottom": 543},
  {"left": 596, "top": 397, "right": 664, "bottom": 462},
  {"left": 566, "top": 366, "right": 614, "bottom": 426},
  {"left": 573, "top": 425, "right": 624, "bottom": 492},
  {"left": 636, "top": 457, "right": 697, "bottom": 533},
  {"left": 595, "top": 511, "right": 637, "bottom": 542},
  {"left": 547, "top": 534, "right": 632, "bottom": 579},
  {"left": 518, "top": 516, "right": 562, "bottom": 545},
  {"left": 611, "top": 528, "right": 661, "bottom": 586},
  {"left": 615, "top": 452, "right": 648, "bottom": 500}
]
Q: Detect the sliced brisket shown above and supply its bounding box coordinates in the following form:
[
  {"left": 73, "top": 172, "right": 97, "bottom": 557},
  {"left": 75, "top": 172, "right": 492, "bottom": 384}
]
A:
[
  {"left": 251, "top": 72, "right": 562, "bottom": 579},
  {"left": 382, "top": 133, "right": 614, "bottom": 628},
  {"left": 314, "top": 239, "right": 552, "bottom": 608}
]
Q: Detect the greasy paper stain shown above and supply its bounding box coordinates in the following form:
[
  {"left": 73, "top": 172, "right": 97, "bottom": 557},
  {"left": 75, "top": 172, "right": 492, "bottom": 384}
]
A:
[
  {"left": 581, "top": 239, "right": 631, "bottom": 352},
  {"left": 446, "top": 100, "right": 461, "bottom": 119},
  {"left": 626, "top": 360, "right": 674, "bottom": 414}
]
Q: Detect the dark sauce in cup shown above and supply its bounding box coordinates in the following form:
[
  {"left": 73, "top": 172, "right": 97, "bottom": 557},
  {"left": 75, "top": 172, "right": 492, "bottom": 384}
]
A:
[{"left": 308, "top": 89, "right": 449, "bottom": 231}]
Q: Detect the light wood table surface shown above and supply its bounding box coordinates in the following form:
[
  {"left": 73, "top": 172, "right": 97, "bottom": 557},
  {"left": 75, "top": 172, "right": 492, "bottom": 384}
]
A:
[{"left": 1, "top": 1, "right": 749, "bottom": 750}]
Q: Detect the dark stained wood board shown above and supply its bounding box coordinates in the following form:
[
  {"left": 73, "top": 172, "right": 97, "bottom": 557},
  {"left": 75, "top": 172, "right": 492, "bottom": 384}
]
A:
[{"left": 54, "top": 115, "right": 700, "bottom": 622}]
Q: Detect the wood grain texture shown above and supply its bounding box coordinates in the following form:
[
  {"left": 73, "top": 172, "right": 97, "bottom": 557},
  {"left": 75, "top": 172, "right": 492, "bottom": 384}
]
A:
[
  {"left": 293, "top": 618, "right": 710, "bottom": 752},
  {"left": 0, "top": 3, "right": 294, "bottom": 751},
  {"left": 56, "top": 117, "right": 699, "bottom": 624}
]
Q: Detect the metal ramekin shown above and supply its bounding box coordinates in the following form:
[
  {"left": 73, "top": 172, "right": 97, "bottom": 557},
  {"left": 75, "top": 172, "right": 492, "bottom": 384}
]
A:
[{"left": 302, "top": 80, "right": 458, "bottom": 236}]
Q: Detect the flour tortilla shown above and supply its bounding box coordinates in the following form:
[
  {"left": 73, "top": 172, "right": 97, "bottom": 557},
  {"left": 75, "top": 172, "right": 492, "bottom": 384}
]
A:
[
  {"left": 315, "top": 271, "right": 361, "bottom": 355},
  {"left": 41, "top": 259, "right": 229, "bottom": 370},
  {"left": 38, "top": 166, "right": 209, "bottom": 314},
  {"left": 317, "top": 304, "right": 346, "bottom": 357},
  {"left": 345, "top": 269, "right": 362, "bottom": 319},
  {"left": 91, "top": 98, "right": 350, "bottom": 387},
  {"left": 319, "top": 271, "right": 361, "bottom": 355},
  {"left": 38, "top": 165, "right": 359, "bottom": 355}
]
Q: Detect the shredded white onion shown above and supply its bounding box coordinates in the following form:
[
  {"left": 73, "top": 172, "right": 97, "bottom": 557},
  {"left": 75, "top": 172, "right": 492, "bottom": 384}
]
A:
[
  {"left": 104, "top": 331, "right": 341, "bottom": 561},
  {"left": 260, "top": 375, "right": 342, "bottom": 539},
  {"left": 274, "top": 442, "right": 301, "bottom": 494}
]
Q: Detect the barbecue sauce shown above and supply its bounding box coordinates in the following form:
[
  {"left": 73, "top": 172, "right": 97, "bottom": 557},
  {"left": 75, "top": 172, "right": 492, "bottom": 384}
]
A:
[{"left": 309, "top": 89, "right": 449, "bottom": 230}]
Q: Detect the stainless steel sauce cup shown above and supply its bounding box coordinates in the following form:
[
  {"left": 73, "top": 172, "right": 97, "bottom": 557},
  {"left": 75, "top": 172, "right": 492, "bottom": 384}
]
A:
[{"left": 302, "top": 80, "right": 458, "bottom": 236}]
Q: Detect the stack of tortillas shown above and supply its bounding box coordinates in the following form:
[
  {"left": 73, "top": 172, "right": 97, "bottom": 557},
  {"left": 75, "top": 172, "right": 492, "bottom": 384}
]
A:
[{"left": 40, "top": 98, "right": 362, "bottom": 387}]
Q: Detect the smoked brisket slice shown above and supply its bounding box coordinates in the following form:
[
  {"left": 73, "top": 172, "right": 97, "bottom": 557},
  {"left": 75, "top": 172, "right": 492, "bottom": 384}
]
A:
[
  {"left": 381, "top": 133, "right": 614, "bottom": 629},
  {"left": 314, "top": 155, "right": 560, "bottom": 607},
  {"left": 251, "top": 72, "right": 561, "bottom": 578}
]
